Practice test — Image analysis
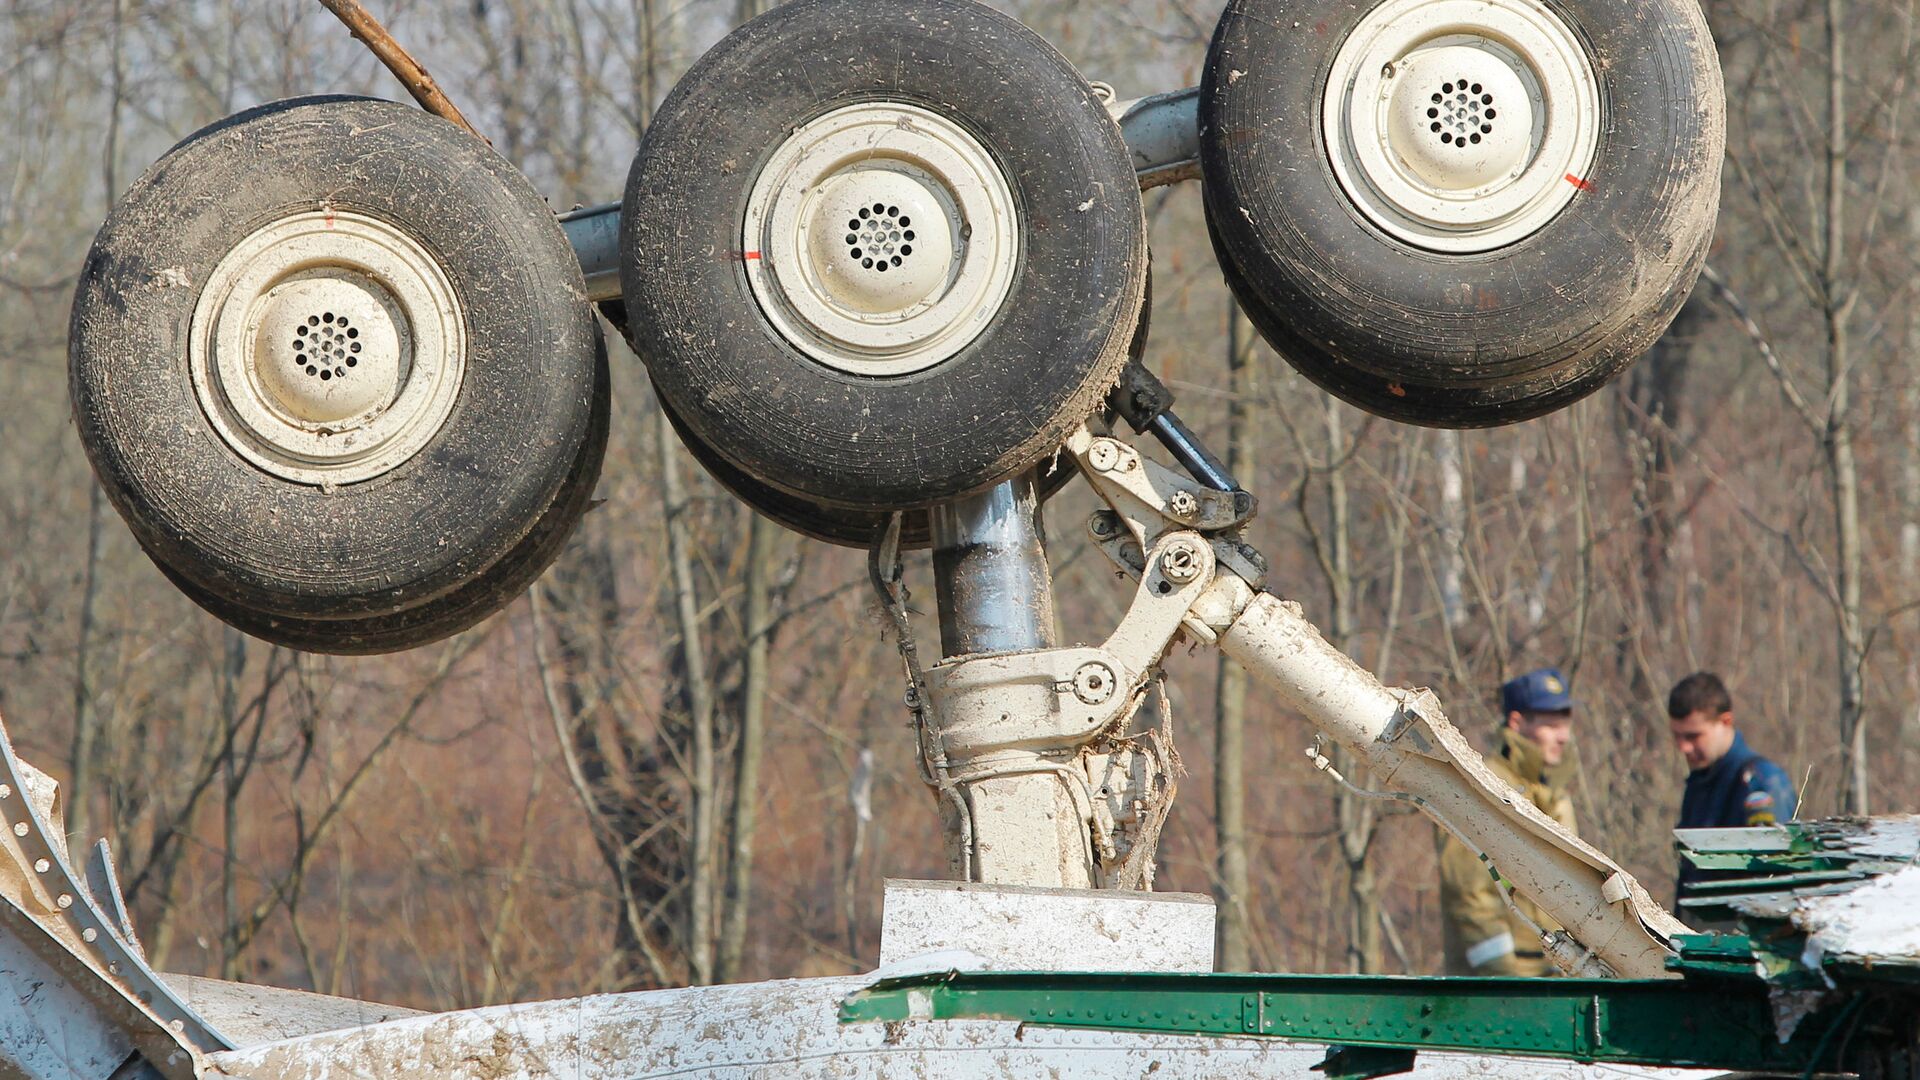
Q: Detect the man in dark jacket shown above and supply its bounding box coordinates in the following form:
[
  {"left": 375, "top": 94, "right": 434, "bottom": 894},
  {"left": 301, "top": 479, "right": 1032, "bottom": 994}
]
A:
[{"left": 1668, "top": 672, "right": 1797, "bottom": 902}]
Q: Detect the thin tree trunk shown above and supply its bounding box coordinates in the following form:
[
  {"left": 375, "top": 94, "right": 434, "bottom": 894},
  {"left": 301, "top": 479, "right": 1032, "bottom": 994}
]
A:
[
  {"left": 1437, "top": 430, "right": 1466, "bottom": 628},
  {"left": 712, "top": 0, "right": 780, "bottom": 983},
  {"left": 217, "top": 629, "right": 249, "bottom": 981},
  {"left": 1905, "top": 223, "right": 1920, "bottom": 585},
  {"left": 1213, "top": 303, "right": 1258, "bottom": 972},
  {"left": 1621, "top": 300, "right": 1701, "bottom": 630},
  {"left": 70, "top": 0, "right": 129, "bottom": 845},
  {"left": 659, "top": 419, "right": 717, "bottom": 984},
  {"left": 1906, "top": 208, "right": 1920, "bottom": 752},
  {"left": 1570, "top": 405, "right": 1596, "bottom": 684},
  {"left": 71, "top": 489, "right": 107, "bottom": 842},
  {"left": 1319, "top": 400, "right": 1381, "bottom": 975},
  {"left": 1823, "top": 0, "right": 1868, "bottom": 814},
  {"left": 718, "top": 512, "right": 778, "bottom": 982},
  {"left": 633, "top": 0, "right": 658, "bottom": 130},
  {"left": 844, "top": 747, "right": 873, "bottom": 963}
]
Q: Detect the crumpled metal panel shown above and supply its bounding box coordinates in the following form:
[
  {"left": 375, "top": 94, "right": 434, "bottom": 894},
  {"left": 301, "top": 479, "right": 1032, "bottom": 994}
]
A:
[
  {"left": 0, "top": 919, "right": 134, "bottom": 1079},
  {"left": 0, "top": 721, "right": 228, "bottom": 1080}
]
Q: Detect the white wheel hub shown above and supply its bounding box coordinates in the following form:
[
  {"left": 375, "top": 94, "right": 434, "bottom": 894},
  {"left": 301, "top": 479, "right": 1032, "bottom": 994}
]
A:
[
  {"left": 1323, "top": 0, "right": 1600, "bottom": 253},
  {"left": 190, "top": 210, "right": 466, "bottom": 486},
  {"left": 743, "top": 103, "right": 1019, "bottom": 377}
]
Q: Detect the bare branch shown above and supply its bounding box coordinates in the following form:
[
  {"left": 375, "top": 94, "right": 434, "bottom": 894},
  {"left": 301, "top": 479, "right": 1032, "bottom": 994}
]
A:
[
  {"left": 314, "top": 0, "right": 486, "bottom": 140},
  {"left": 1699, "top": 263, "right": 1825, "bottom": 435}
]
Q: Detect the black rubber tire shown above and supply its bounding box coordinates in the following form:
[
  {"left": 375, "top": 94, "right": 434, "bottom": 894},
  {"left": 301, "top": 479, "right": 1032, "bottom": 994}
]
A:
[
  {"left": 70, "top": 96, "right": 600, "bottom": 619},
  {"left": 662, "top": 399, "right": 923, "bottom": 550},
  {"left": 1201, "top": 0, "right": 1723, "bottom": 428},
  {"left": 605, "top": 298, "right": 929, "bottom": 547},
  {"left": 150, "top": 347, "right": 612, "bottom": 655},
  {"left": 662, "top": 282, "right": 1152, "bottom": 551},
  {"left": 621, "top": 0, "right": 1147, "bottom": 511},
  {"left": 663, "top": 396, "right": 1085, "bottom": 552}
]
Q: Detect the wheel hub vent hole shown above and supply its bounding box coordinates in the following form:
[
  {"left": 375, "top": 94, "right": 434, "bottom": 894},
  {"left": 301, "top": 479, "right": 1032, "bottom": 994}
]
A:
[
  {"left": 291, "top": 312, "right": 357, "bottom": 379},
  {"left": 845, "top": 202, "right": 916, "bottom": 273},
  {"left": 1429, "top": 80, "right": 1496, "bottom": 147}
]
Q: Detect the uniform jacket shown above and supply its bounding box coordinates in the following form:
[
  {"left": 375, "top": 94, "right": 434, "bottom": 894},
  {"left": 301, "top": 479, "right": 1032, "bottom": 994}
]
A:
[
  {"left": 1675, "top": 731, "right": 1796, "bottom": 901},
  {"left": 1437, "top": 726, "right": 1577, "bottom": 977}
]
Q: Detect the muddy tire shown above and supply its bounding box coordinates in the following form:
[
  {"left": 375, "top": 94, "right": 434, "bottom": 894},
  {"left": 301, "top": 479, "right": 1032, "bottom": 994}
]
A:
[
  {"left": 664, "top": 401, "right": 930, "bottom": 550},
  {"left": 1201, "top": 0, "right": 1724, "bottom": 427},
  {"left": 621, "top": 0, "right": 1147, "bottom": 511},
  {"left": 70, "top": 96, "right": 600, "bottom": 623},
  {"left": 665, "top": 397, "right": 1084, "bottom": 552},
  {"left": 661, "top": 285, "right": 1150, "bottom": 551},
  {"left": 155, "top": 347, "right": 611, "bottom": 655}
]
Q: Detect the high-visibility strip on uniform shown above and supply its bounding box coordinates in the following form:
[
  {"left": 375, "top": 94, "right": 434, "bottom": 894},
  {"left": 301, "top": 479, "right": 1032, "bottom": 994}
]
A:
[{"left": 1466, "top": 931, "right": 1516, "bottom": 969}]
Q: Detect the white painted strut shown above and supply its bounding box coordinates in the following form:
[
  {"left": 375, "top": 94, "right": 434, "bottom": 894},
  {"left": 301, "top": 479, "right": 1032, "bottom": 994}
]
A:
[
  {"left": 1063, "top": 424, "right": 1686, "bottom": 977},
  {"left": 1214, "top": 592, "right": 1688, "bottom": 978}
]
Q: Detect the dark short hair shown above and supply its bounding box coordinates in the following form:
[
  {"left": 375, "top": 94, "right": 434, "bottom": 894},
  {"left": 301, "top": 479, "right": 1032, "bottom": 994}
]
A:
[{"left": 1668, "top": 672, "right": 1732, "bottom": 720}]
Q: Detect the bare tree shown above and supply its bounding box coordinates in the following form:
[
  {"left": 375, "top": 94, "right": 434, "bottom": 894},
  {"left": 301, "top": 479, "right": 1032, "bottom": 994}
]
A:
[
  {"left": 1702, "top": 0, "right": 1915, "bottom": 813},
  {"left": 1213, "top": 303, "right": 1259, "bottom": 972},
  {"left": 718, "top": 512, "right": 787, "bottom": 981},
  {"left": 68, "top": 0, "right": 130, "bottom": 846}
]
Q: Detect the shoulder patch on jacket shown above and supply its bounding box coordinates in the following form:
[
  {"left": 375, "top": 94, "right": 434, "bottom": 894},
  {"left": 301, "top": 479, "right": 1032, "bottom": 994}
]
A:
[{"left": 1741, "top": 769, "right": 1783, "bottom": 825}]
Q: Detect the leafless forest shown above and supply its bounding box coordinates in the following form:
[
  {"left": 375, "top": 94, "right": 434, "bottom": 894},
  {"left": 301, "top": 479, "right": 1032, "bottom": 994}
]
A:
[{"left": 0, "top": 0, "right": 1915, "bottom": 1006}]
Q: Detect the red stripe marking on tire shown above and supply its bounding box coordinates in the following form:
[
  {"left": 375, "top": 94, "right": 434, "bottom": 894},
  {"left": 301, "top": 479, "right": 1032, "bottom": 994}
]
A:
[
  {"left": 744, "top": 251, "right": 762, "bottom": 261},
  {"left": 1565, "top": 174, "right": 1593, "bottom": 192}
]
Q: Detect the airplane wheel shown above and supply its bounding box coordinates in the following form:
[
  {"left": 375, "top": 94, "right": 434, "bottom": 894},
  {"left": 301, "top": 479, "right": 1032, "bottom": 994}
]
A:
[
  {"left": 621, "top": 0, "right": 1146, "bottom": 511},
  {"left": 1201, "top": 0, "right": 1724, "bottom": 427},
  {"left": 70, "top": 96, "right": 601, "bottom": 636},
  {"left": 152, "top": 347, "right": 610, "bottom": 655}
]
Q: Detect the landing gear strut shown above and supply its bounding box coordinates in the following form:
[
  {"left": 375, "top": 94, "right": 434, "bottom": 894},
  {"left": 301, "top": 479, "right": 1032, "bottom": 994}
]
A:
[{"left": 908, "top": 418, "right": 1687, "bottom": 978}]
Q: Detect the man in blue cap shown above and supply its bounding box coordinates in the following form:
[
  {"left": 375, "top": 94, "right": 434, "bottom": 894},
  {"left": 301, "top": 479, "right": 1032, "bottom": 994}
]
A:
[
  {"left": 1668, "top": 672, "right": 1797, "bottom": 903},
  {"left": 1437, "top": 667, "right": 1579, "bottom": 975}
]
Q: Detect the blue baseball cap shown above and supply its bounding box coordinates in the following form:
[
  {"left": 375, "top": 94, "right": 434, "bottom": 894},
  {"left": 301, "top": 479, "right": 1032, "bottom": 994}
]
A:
[{"left": 1502, "top": 668, "right": 1574, "bottom": 715}]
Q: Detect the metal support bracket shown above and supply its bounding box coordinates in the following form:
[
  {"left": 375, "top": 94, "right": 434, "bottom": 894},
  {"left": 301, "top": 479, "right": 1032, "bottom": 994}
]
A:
[
  {"left": 1067, "top": 426, "right": 1256, "bottom": 548},
  {"left": 1073, "top": 422, "right": 1264, "bottom": 647},
  {"left": 925, "top": 533, "right": 1213, "bottom": 760}
]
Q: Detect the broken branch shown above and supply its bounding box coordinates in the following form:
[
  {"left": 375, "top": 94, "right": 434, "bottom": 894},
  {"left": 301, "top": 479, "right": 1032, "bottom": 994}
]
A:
[{"left": 314, "top": 0, "right": 486, "bottom": 142}]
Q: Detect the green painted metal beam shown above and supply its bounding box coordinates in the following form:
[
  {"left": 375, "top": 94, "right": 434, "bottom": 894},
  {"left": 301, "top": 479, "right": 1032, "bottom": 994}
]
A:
[{"left": 839, "top": 971, "right": 1841, "bottom": 1073}]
